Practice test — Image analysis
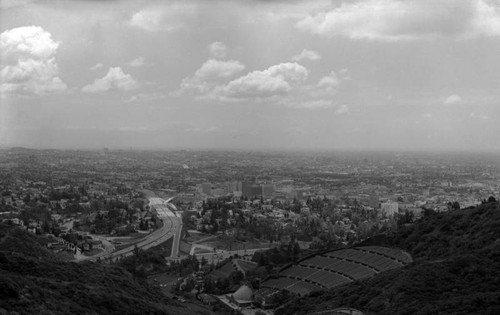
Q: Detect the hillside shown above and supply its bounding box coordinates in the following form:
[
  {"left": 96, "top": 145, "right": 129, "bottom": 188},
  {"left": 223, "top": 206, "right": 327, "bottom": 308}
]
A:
[
  {"left": 0, "top": 224, "right": 177, "bottom": 314},
  {"left": 277, "top": 201, "right": 500, "bottom": 315},
  {"left": 385, "top": 201, "right": 500, "bottom": 260}
]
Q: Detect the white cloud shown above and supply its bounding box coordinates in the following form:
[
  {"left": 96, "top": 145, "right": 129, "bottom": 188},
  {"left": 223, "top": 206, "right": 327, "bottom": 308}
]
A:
[
  {"left": 296, "top": 0, "right": 500, "bottom": 41},
  {"left": 216, "top": 62, "right": 309, "bottom": 100},
  {"left": 90, "top": 63, "right": 104, "bottom": 71},
  {"left": 129, "top": 3, "right": 196, "bottom": 32},
  {"left": 208, "top": 41, "right": 227, "bottom": 59},
  {"left": 291, "top": 49, "right": 321, "bottom": 62},
  {"left": 177, "top": 59, "right": 245, "bottom": 94},
  {"left": 248, "top": 0, "right": 333, "bottom": 23},
  {"left": 82, "top": 67, "right": 138, "bottom": 93},
  {"left": 444, "top": 94, "right": 462, "bottom": 105},
  {"left": 194, "top": 59, "right": 245, "bottom": 80},
  {"left": 470, "top": 0, "right": 500, "bottom": 37},
  {"left": 129, "top": 57, "right": 147, "bottom": 67},
  {"left": 178, "top": 60, "right": 348, "bottom": 109},
  {"left": 0, "top": 26, "right": 67, "bottom": 94},
  {"left": 317, "top": 71, "right": 341, "bottom": 94}
]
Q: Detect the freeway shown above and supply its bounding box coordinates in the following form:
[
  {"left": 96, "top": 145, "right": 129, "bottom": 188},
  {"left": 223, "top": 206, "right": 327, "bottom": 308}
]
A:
[{"left": 90, "top": 196, "right": 183, "bottom": 262}]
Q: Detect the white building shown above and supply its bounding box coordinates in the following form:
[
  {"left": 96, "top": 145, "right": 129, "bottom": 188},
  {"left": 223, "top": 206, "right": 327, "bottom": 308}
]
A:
[{"left": 381, "top": 202, "right": 399, "bottom": 217}]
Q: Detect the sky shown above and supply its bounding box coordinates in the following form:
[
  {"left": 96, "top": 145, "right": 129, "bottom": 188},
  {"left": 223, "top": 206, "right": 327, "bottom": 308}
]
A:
[{"left": 1, "top": 0, "right": 499, "bottom": 152}]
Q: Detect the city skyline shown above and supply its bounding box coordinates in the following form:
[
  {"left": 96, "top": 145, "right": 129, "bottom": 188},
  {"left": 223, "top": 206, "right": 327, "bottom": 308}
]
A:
[{"left": 1, "top": 0, "right": 500, "bottom": 151}]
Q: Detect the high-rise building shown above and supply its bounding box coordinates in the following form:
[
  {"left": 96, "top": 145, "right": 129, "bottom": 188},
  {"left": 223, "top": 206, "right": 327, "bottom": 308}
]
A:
[
  {"left": 227, "top": 181, "right": 242, "bottom": 193},
  {"left": 242, "top": 181, "right": 262, "bottom": 197},
  {"left": 242, "top": 181, "right": 253, "bottom": 197},
  {"left": 262, "top": 184, "right": 275, "bottom": 197}
]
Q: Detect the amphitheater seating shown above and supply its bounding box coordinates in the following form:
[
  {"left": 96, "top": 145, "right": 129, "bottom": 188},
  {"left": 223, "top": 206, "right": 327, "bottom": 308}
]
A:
[
  {"left": 360, "top": 246, "right": 413, "bottom": 264},
  {"left": 305, "top": 269, "right": 351, "bottom": 287},
  {"left": 262, "top": 277, "right": 297, "bottom": 289},
  {"left": 327, "top": 249, "right": 363, "bottom": 260},
  {"left": 262, "top": 246, "right": 411, "bottom": 296},
  {"left": 281, "top": 265, "right": 317, "bottom": 278},
  {"left": 302, "top": 255, "right": 338, "bottom": 268}
]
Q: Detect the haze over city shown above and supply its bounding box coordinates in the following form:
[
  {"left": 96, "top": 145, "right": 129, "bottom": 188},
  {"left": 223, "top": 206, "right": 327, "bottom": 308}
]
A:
[{"left": 1, "top": 0, "right": 500, "bottom": 151}]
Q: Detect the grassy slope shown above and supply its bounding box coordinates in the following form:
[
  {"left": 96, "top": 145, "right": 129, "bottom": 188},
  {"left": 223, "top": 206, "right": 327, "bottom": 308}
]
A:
[
  {"left": 277, "top": 202, "right": 500, "bottom": 315},
  {"left": 0, "top": 224, "right": 177, "bottom": 315}
]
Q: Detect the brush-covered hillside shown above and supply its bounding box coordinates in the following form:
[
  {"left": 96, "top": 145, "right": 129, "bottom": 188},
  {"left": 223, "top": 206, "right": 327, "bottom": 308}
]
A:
[
  {"left": 277, "top": 200, "right": 500, "bottom": 315},
  {"left": 0, "top": 223, "right": 176, "bottom": 315}
]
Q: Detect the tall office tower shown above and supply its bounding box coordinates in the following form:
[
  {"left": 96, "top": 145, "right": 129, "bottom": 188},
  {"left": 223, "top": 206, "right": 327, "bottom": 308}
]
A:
[
  {"left": 228, "top": 181, "right": 242, "bottom": 193},
  {"left": 242, "top": 181, "right": 254, "bottom": 197},
  {"left": 261, "top": 184, "right": 275, "bottom": 197}
]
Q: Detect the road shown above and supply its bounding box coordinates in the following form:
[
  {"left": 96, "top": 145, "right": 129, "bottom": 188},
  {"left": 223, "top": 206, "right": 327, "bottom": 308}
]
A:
[
  {"left": 88, "top": 195, "right": 183, "bottom": 262},
  {"left": 148, "top": 197, "right": 183, "bottom": 258}
]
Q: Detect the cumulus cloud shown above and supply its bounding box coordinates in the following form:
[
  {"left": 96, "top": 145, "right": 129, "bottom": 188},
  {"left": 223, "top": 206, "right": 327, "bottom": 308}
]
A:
[
  {"left": 291, "top": 49, "right": 321, "bottom": 62},
  {"left": 296, "top": 0, "right": 500, "bottom": 41},
  {"left": 0, "top": 26, "right": 67, "bottom": 95},
  {"left": 178, "top": 59, "right": 245, "bottom": 94},
  {"left": 317, "top": 71, "right": 341, "bottom": 94},
  {"left": 215, "top": 62, "right": 309, "bottom": 100},
  {"left": 194, "top": 59, "right": 245, "bottom": 80},
  {"left": 208, "top": 41, "right": 227, "bottom": 59},
  {"left": 444, "top": 94, "right": 462, "bottom": 105},
  {"left": 129, "top": 3, "right": 196, "bottom": 32},
  {"left": 82, "top": 67, "right": 138, "bottom": 93}
]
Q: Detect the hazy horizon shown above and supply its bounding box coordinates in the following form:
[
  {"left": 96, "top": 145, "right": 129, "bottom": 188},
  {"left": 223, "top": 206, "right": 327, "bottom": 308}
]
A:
[{"left": 1, "top": 0, "right": 500, "bottom": 152}]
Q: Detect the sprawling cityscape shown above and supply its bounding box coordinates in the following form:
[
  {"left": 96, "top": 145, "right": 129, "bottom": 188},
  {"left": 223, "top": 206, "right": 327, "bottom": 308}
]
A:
[
  {"left": 2, "top": 0, "right": 500, "bottom": 314},
  {"left": 1, "top": 147, "right": 499, "bottom": 314}
]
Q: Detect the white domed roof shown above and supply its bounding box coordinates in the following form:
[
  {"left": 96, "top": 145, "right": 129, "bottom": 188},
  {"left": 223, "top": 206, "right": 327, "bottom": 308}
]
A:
[{"left": 233, "top": 285, "right": 253, "bottom": 301}]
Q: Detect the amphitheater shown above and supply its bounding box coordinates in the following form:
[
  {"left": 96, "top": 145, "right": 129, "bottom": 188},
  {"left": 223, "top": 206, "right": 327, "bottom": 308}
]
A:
[{"left": 260, "top": 246, "right": 412, "bottom": 296}]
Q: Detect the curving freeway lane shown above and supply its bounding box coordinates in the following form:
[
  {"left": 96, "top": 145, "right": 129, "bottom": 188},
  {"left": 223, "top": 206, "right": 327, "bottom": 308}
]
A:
[{"left": 91, "top": 196, "right": 183, "bottom": 262}]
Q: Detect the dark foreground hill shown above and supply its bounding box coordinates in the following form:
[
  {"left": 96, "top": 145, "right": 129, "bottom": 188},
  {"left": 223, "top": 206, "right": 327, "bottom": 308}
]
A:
[
  {"left": 277, "top": 201, "right": 500, "bottom": 315},
  {"left": 0, "top": 224, "right": 175, "bottom": 315}
]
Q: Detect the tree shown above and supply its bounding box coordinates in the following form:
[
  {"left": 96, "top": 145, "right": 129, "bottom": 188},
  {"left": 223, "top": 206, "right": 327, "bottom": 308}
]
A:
[
  {"left": 201, "top": 256, "right": 208, "bottom": 266},
  {"left": 41, "top": 220, "right": 51, "bottom": 234},
  {"left": 23, "top": 194, "right": 31, "bottom": 203},
  {"left": 230, "top": 270, "right": 244, "bottom": 285},
  {"left": 292, "top": 241, "right": 300, "bottom": 257},
  {"left": 133, "top": 245, "right": 141, "bottom": 258},
  {"left": 398, "top": 211, "right": 414, "bottom": 226}
]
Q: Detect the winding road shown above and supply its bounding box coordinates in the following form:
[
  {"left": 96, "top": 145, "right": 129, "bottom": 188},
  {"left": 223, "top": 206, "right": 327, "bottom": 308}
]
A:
[{"left": 86, "top": 195, "right": 183, "bottom": 262}]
